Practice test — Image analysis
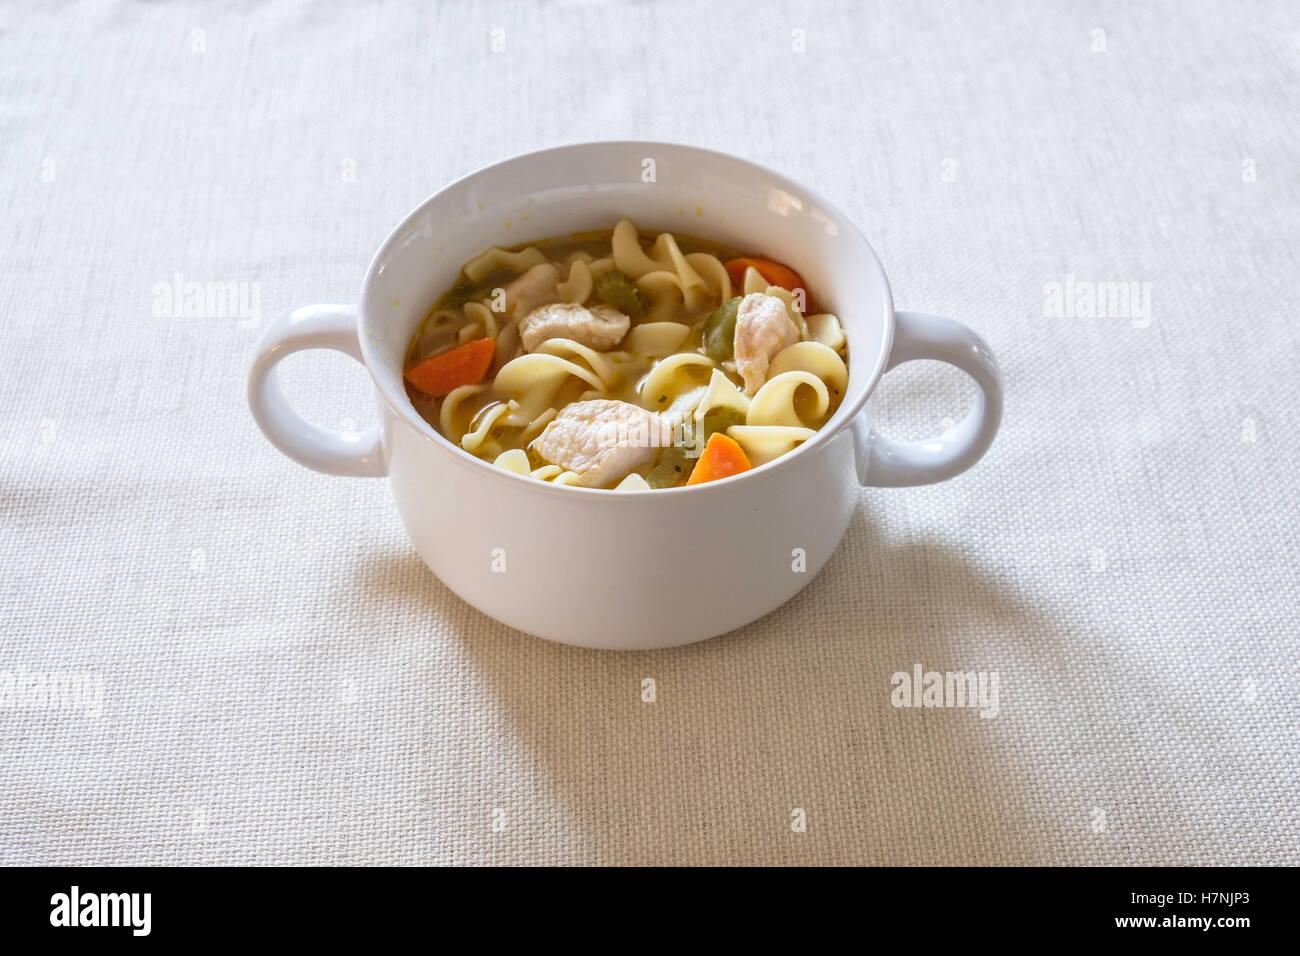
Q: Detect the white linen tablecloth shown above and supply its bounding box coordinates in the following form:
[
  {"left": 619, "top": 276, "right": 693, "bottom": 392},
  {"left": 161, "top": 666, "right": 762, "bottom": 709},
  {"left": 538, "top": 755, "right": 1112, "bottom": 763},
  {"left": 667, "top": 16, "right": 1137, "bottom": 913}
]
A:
[{"left": 1, "top": 0, "right": 1296, "bottom": 865}]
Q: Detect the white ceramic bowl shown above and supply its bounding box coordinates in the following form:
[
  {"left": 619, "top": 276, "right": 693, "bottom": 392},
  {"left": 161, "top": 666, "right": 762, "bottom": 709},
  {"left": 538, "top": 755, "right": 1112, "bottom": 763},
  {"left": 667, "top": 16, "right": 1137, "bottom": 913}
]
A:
[{"left": 249, "top": 142, "right": 1003, "bottom": 649}]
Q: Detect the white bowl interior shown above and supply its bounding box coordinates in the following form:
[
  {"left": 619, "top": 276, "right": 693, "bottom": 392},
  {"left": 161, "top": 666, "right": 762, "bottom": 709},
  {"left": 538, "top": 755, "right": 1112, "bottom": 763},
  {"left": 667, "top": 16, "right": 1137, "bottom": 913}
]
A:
[{"left": 360, "top": 142, "right": 892, "bottom": 453}]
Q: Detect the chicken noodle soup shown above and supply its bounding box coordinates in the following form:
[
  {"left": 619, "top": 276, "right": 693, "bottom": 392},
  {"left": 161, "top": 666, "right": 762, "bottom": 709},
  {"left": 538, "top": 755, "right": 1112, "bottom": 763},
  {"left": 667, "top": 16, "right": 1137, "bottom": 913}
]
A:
[{"left": 403, "top": 219, "right": 850, "bottom": 489}]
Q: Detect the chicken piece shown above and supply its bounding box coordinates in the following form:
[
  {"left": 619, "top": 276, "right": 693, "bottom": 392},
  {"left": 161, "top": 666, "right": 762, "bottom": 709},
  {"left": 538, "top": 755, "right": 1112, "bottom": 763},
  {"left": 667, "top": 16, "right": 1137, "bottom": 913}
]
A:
[
  {"left": 734, "top": 292, "right": 800, "bottom": 395},
  {"left": 505, "top": 263, "right": 562, "bottom": 319},
  {"left": 532, "top": 399, "right": 674, "bottom": 488},
  {"left": 519, "top": 303, "right": 630, "bottom": 353}
]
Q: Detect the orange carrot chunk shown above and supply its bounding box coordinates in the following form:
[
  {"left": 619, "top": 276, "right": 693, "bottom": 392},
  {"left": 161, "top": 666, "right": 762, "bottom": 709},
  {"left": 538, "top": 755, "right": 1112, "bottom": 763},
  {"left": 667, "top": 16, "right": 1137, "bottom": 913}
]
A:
[
  {"left": 404, "top": 337, "right": 496, "bottom": 397},
  {"left": 724, "top": 257, "right": 818, "bottom": 314},
  {"left": 686, "top": 432, "right": 753, "bottom": 486}
]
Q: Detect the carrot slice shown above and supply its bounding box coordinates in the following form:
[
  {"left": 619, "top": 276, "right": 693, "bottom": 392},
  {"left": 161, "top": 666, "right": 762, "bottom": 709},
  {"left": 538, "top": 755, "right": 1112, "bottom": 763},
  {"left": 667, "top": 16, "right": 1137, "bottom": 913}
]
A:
[
  {"left": 686, "top": 432, "right": 753, "bottom": 486},
  {"left": 725, "top": 257, "right": 818, "bottom": 313},
  {"left": 404, "top": 337, "right": 496, "bottom": 397}
]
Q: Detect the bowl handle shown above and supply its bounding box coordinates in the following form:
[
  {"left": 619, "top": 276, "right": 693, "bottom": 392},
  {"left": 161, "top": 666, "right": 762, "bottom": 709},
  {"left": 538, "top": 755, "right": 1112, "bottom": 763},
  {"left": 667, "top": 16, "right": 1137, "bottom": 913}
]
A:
[
  {"left": 853, "top": 310, "right": 1003, "bottom": 487},
  {"left": 248, "top": 304, "right": 389, "bottom": 477}
]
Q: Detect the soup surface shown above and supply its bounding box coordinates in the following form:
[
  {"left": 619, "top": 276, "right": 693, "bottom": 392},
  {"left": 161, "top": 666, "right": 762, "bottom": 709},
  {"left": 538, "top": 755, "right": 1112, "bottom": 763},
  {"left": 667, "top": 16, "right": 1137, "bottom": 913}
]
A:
[{"left": 403, "top": 219, "right": 849, "bottom": 489}]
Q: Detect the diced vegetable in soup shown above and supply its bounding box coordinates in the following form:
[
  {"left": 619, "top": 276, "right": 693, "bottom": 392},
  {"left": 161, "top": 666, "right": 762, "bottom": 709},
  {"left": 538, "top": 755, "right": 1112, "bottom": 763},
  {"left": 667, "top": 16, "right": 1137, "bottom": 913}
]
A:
[{"left": 403, "top": 219, "right": 849, "bottom": 490}]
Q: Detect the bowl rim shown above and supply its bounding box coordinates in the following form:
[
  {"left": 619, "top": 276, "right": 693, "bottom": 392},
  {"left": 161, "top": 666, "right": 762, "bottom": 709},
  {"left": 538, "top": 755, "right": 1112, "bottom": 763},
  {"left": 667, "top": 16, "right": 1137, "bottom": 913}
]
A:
[{"left": 357, "top": 139, "right": 895, "bottom": 499}]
